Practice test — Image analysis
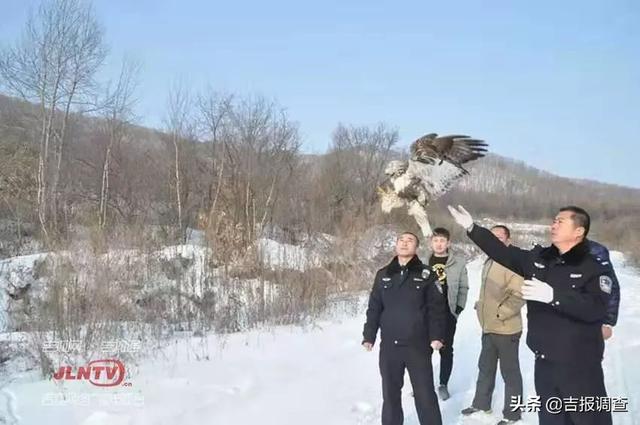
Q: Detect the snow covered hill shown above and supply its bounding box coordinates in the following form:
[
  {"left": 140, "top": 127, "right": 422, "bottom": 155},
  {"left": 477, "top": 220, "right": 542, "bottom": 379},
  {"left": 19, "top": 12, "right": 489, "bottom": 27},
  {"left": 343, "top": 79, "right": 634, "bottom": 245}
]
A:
[{"left": 0, "top": 251, "right": 637, "bottom": 425}]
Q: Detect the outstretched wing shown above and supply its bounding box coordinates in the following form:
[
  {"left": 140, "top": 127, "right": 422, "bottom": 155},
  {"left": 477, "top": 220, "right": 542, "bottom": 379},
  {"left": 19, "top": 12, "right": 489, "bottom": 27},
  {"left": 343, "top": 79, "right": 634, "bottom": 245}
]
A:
[{"left": 411, "top": 134, "right": 487, "bottom": 167}]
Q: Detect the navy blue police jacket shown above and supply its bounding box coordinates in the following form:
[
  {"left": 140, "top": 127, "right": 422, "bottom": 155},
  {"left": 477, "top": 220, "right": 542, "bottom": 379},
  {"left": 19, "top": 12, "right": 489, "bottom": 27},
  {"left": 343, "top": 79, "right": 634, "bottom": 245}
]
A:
[
  {"left": 363, "top": 255, "right": 447, "bottom": 349},
  {"left": 468, "top": 225, "right": 614, "bottom": 365}
]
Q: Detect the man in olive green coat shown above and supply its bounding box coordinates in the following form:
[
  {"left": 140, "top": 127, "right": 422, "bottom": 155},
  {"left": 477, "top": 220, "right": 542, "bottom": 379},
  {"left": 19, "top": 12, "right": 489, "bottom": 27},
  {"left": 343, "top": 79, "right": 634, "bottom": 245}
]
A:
[{"left": 462, "top": 225, "right": 525, "bottom": 425}]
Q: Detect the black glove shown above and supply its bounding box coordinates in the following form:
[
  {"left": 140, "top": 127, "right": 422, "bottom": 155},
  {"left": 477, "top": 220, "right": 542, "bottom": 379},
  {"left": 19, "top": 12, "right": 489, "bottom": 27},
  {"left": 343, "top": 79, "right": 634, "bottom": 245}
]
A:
[{"left": 455, "top": 305, "right": 464, "bottom": 315}]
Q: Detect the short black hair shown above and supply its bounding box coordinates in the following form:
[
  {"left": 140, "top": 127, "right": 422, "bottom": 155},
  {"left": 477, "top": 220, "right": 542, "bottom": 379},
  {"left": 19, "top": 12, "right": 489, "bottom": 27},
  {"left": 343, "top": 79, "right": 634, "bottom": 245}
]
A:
[
  {"left": 491, "top": 225, "right": 511, "bottom": 239},
  {"left": 558, "top": 206, "right": 591, "bottom": 238},
  {"left": 431, "top": 227, "right": 450, "bottom": 240},
  {"left": 399, "top": 231, "right": 420, "bottom": 247}
]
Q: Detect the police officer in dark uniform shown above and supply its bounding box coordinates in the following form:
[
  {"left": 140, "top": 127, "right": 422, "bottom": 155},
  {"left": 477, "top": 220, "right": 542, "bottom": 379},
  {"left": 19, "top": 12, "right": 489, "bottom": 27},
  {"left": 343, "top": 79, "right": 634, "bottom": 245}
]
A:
[
  {"left": 363, "top": 231, "right": 447, "bottom": 425},
  {"left": 448, "top": 205, "right": 614, "bottom": 425}
]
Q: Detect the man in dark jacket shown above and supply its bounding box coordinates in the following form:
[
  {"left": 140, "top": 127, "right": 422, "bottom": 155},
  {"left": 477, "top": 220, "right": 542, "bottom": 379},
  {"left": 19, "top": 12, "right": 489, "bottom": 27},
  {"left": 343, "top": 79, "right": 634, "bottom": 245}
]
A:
[
  {"left": 363, "top": 231, "right": 448, "bottom": 425},
  {"left": 448, "top": 205, "right": 614, "bottom": 425},
  {"left": 426, "top": 227, "right": 469, "bottom": 400}
]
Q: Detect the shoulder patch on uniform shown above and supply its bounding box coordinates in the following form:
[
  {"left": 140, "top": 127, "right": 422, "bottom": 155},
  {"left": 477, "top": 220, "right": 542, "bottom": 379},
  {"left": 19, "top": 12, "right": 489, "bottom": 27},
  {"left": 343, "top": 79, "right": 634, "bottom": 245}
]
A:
[
  {"left": 534, "top": 262, "right": 546, "bottom": 269},
  {"left": 382, "top": 277, "right": 391, "bottom": 282},
  {"left": 421, "top": 268, "right": 431, "bottom": 279},
  {"left": 570, "top": 273, "right": 582, "bottom": 278},
  {"left": 599, "top": 275, "right": 612, "bottom": 294}
]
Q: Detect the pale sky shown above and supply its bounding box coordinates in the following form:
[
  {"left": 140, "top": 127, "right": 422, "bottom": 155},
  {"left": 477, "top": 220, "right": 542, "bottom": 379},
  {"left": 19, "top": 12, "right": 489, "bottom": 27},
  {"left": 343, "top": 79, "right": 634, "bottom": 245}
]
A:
[{"left": 2, "top": 0, "right": 638, "bottom": 188}]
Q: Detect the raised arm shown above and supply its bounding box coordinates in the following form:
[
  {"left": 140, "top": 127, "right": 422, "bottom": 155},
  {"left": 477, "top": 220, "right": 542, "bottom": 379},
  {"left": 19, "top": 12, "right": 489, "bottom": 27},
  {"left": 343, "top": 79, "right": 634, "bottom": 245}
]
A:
[{"left": 448, "top": 205, "right": 531, "bottom": 276}]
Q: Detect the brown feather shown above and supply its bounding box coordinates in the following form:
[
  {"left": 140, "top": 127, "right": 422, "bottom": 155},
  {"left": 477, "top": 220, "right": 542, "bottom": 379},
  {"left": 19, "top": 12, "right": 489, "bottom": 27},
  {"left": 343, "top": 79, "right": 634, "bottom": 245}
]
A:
[{"left": 411, "top": 133, "right": 488, "bottom": 166}]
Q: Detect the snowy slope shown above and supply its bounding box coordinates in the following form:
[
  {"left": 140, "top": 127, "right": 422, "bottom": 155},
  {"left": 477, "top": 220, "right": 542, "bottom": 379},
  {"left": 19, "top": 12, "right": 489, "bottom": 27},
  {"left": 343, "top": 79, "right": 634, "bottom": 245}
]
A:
[{"left": 1, "top": 254, "right": 638, "bottom": 425}]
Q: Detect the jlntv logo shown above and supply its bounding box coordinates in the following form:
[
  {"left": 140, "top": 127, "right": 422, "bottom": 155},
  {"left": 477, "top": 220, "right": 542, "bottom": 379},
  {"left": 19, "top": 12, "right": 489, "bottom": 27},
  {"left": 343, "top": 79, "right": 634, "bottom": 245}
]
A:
[{"left": 53, "top": 359, "right": 128, "bottom": 387}]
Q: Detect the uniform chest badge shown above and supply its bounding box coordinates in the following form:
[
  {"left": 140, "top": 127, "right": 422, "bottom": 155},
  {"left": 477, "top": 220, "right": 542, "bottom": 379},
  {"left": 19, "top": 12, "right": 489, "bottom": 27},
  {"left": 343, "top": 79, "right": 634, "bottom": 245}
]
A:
[
  {"left": 599, "top": 276, "right": 613, "bottom": 294},
  {"left": 421, "top": 268, "right": 431, "bottom": 279}
]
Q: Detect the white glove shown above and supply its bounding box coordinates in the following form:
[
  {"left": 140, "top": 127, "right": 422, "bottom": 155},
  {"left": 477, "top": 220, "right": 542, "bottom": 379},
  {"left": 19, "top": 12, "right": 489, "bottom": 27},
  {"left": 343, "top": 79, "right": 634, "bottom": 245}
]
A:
[
  {"left": 447, "top": 205, "right": 474, "bottom": 231},
  {"left": 522, "top": 277, "right": 554, "bottom": 303}
]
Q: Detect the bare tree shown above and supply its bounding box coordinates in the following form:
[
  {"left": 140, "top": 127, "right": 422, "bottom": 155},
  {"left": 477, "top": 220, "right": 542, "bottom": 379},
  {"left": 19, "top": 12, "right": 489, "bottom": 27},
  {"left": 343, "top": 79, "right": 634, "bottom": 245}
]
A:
[
  {"left": 164, "top": 81, "right": 195, "bottom": 240},
  {"left": 0, "top": 138, "right": 39, "bottom": 255},
  {"left": 227, "top": 96, "right": 301, "bottom": 244},
  {"left": 0, "top": 0, "right": 107, "bottom": 240},
  {"left": 197, "top": 89, "right": 233, "bottom": 230},
  {"left": 325, "top": 123, "right": 398, "bottom": 227},
  {"left": 98, "top": 58, "right": 139, "bottom": 228}
]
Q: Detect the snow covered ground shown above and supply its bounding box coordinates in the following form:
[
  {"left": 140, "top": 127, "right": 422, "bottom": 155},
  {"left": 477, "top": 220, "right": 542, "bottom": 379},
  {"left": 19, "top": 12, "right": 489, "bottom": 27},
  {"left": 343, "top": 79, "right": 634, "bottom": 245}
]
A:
[{"left": 1, "top": 253, "right": 638, "bottom": 424}]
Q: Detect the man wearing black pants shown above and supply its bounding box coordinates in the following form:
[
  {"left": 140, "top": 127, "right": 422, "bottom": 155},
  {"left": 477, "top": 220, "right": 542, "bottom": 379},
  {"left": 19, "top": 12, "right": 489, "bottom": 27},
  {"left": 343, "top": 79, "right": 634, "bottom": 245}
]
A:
[
  {"left": 437, "top": 307, "right": 457, "bottom": 392},
  {"left": 363, "top": 231, "right": 448, "bottom": 425},
  {"left": 427, "top": 227, "right": 469, "bottom": 400}
]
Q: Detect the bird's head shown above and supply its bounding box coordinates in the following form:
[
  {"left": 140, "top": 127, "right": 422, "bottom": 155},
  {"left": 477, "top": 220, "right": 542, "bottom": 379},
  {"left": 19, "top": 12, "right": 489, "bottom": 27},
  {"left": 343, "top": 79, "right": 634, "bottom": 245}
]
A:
[{"left": 384, "top": 160, "right": 408, "bottom": 178}]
